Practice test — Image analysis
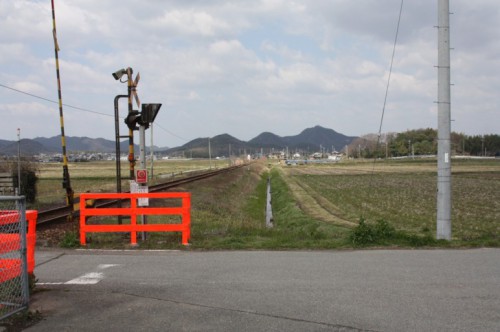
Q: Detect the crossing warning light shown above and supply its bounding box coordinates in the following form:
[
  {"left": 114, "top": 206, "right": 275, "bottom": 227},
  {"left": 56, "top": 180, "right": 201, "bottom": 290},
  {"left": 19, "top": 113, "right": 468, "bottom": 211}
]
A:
[
  {"left": 140, "top": 104, "right": 162, "bottom": 125},
  {"left": 124, "top": 110, "right": 141, "bottom": 130}
]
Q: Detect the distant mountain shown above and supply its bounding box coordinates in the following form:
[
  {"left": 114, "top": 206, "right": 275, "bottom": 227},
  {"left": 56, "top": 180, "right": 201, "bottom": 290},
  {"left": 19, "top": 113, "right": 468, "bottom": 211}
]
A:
[
  {"left": 33, "top": 136, "right": 118, "bottom": 153},
  {"left": 166, "top": 125, "right": 357, "bottom": 158},
  {"left": 0, "top": 139, "right": 50, "bottom": 155},
  {"left": 248, "top": 132, "right": 286, "bottom": 149},
  {"left": 284, "top": 126, "right": 356, "bottom": 151},
  {"left": 167, "top": 134, "right": 248, "bottom": 158},
  {"left": 0, "top": 126, "right": 357, "bottom": 158},
  {"left": 0, "top": 136, "right": 153, "bottom": 156}
]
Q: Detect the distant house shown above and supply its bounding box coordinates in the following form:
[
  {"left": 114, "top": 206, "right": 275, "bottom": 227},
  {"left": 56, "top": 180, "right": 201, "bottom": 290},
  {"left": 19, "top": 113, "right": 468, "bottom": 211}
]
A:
[
  {"left": 312, "top": 152, "right": 322, "bottom": 159},
  {"left": 268, "top": 151, "right": 285, "bottom": 159}
]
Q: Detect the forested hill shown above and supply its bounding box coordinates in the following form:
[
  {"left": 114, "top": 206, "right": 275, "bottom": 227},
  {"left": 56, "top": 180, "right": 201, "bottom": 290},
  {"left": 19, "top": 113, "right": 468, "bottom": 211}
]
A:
[{"left": 348, "top": 128, "right": 500, "bottom": 158}]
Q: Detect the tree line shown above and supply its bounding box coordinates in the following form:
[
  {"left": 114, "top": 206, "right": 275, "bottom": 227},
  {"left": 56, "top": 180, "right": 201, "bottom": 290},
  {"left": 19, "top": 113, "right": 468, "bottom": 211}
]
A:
[{"left": 348, "top": 128, "right": 500, "bottom": 158}]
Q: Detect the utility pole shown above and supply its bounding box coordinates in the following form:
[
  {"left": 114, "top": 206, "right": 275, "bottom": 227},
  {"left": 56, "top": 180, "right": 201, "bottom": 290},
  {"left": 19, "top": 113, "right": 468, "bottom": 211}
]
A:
[
  {"left": 208, "top": 138, "right": 212, "bottom": 169},
  {"left": 437, "top": 0, "right": 452, "bottom": 240},
  {"left": 385, "top": 133, "right": 389, "bottom": 159},
  {"left": 481, "top": 136, "right": 485, "bottom": 157},
  {"left": 17, "top": 128, "right": 21, "bottom": 195}
]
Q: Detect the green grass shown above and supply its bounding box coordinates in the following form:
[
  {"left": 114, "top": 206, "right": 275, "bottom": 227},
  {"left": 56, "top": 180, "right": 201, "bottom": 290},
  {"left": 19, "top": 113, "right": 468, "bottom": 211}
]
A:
[
  {"left": 286, "top": 161, "right": 499, "bottom": 245},
  {"left": 37, "top": 159, "right": 499, "bottom": 249},
  {"left": 80, "top": 165, "right": 350, "bottom": 249}
]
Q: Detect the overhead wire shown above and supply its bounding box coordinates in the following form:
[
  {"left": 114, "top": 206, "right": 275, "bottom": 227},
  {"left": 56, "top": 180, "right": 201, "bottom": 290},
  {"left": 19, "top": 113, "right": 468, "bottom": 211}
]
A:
[
  {"left": 378, "top": 0, "right": 404, "bottom": 137},
  {"left": 0, "top": 82, "right": 188, "bottom": 143},
  {"left": 0, "top": 82, "right": 112, "bottom": 118},
  {"left": 362, "top": 0, "right": 404, "bottom": 219}
]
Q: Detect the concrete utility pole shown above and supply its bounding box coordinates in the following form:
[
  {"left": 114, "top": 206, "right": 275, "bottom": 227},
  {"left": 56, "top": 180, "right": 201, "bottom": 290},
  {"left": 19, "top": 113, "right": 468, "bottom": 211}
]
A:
[
  {"left": 208, "top": 138, "right": 212, "bottom": 169},
  {"left": 437, "top": 0, "right": 452, "bottom": 240},
  {"left": 17, "top": 128, "right": 21, "bottom": 195}
]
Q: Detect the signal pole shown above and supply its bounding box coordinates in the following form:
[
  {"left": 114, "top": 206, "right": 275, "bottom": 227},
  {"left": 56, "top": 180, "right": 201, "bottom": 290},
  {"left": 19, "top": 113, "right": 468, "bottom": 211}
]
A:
[
  {"left": 437, "top": 0, "right": 452, "bottom": 240},
  {"left": 127, "top": 68, "right": 135, "bottom": 179}
]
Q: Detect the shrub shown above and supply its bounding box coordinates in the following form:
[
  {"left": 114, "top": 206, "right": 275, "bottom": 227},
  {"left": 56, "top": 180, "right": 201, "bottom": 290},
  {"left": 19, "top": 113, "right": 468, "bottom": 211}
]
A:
[
  {"left": 349, "top": 218, "right": 396, "bottom": 246},
  {"left": 3, "top": 160, "right": 39, "bottom": 203},
  {"left": 350, "top": 218, "right": 439, "bottom": 247},
  {"left": 60, "top": 232, "right": 80, "bottom": 248},
  {"left": 349, "top": 218, "right": 375, "bottom": 245}
]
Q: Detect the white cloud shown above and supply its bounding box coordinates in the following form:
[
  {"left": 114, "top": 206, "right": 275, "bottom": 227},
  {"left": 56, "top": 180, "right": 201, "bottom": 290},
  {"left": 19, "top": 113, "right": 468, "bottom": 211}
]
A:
[
  {"left": 153, "top": 10, "right": 230, "bottom": 37},
  {"left": 0, "top": 0, "right": 498, "bottom": 147}
]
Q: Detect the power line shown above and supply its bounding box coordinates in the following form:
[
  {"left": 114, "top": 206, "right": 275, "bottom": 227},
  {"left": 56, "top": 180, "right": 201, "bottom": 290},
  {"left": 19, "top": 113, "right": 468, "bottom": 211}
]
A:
[
  {"left": 363, "top": 0, "right": 404, "bottom": 219},
  {"left": 0, "top": 82, "right": 113, "bottom": 118},
  {"left": 1, "top": 82, "right": 190, "bottom": 143},
  {"left": 154, "top": 122, "right": 189, "bottom": 142},
  {"left": 378, "top": 0, "right": 404, "bottom": 137}
]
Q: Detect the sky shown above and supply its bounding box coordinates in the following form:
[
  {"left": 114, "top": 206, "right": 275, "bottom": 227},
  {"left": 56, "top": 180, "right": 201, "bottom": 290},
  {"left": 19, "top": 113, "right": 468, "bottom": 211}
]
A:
[{"left": 1, "top": 0, "right": 499, "bottom": 148}]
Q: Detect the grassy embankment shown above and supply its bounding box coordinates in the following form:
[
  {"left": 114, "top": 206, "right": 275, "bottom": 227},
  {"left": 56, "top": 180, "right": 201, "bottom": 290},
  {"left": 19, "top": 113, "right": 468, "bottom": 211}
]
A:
[{"left": 36, "top": 158, "right": 499, "bottom": 248}]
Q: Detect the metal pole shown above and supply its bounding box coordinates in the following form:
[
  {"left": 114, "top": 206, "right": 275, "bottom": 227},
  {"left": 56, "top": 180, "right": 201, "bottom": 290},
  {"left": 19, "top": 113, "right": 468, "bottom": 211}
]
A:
[
  {"left": 127, "top": 68, "right": 135, "bottom": 179},
  {"left": 51, "top": 0, "right": 74, "bottom": 211},
  {"left": 114, "top": 95, "right": 127, "bottom": 193},
  {"left": 437, "top": 0, "right": 452, "bottom": 240},
  {"left": 139, "top": 125, "right": 147, "bottom": 241},
  {"left": 150, "top": 124, "right": 154, "bottom": 179},
  {"left": 139, "top": 126, "right": 146, "bottom": 174},
  {"left": 17, "top": 128, "right": 21, "bottom": 195}
]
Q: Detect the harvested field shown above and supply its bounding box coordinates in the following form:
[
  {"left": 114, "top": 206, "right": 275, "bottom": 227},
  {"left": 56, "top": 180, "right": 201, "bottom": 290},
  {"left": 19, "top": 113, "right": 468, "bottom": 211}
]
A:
[{"left": 279, "top": 159, "right": 500, "bottom": 242}]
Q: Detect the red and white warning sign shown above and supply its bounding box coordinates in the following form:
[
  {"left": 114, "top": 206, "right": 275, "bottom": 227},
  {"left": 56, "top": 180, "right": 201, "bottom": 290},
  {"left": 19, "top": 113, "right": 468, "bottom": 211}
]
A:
[{"left": 135, "top": 169, "right": 148, "bottom": 183}]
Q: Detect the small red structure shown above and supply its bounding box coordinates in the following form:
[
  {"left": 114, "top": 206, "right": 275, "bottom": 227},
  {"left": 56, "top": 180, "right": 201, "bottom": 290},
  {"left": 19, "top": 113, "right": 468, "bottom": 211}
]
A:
[
  {"left": 79, "top": 192, "right": 191, "bottom": 246},
  {"left": 0, "top": 210, "right": 37, "bottom": 282}
]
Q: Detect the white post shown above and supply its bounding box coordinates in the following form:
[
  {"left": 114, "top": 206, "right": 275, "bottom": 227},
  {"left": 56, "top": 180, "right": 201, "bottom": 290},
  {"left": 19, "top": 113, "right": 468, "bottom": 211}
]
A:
[
  {"left": 150, "top": 124, "right": 154, "bottom": 179},
  {"left": 437, "top": 0, "right": 452, "bottom": 240},
  {"left": 139, "top": 125, "right": 147, "bottom": 241}
]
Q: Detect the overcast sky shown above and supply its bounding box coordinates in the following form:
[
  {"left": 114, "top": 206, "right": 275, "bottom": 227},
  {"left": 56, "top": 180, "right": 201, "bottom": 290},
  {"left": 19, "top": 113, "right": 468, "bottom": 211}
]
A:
[{"left": 1, "top": 0, "right": 498, "bottom": 148}]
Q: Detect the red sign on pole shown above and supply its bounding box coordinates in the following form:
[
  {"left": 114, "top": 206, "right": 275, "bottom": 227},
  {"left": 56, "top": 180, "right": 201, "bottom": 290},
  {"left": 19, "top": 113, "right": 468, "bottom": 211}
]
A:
[{"left": 135, "top": 169, "right": 148, "bottom": 183}]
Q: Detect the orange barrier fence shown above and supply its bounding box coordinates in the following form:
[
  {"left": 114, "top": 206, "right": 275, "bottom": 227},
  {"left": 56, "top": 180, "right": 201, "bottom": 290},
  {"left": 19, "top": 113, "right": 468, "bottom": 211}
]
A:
[
  {"left": 80, "top": 192, "right": 191, "bottom": 246},
  {"left": 0, "top": 210, "right": 37, "bottom": 282}
]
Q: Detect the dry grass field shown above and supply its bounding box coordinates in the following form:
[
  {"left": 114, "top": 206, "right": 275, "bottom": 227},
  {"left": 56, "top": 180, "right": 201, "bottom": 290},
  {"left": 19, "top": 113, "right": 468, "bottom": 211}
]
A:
[
  {"left": 279, "top": 158, "right": 500, "bottom": 242},
  {"left": 34, "top": 159, "right": 229, "bottom": 207}
]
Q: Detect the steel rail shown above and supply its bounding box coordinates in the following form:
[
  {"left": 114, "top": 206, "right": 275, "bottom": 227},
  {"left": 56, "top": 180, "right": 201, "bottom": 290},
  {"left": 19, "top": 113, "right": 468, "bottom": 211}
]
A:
[{"left": 37, "top": 164, "right": 246, "bottom": 226}]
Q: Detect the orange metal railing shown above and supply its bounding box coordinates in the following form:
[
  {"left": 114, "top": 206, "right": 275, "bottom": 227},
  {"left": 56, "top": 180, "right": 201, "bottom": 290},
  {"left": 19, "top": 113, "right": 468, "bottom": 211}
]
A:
[
  {"left": 0, "top": 210, "right": 37, "bottom": 282},
  {"left": 79, "top": 192, "right": 191, "bottom": 246}
]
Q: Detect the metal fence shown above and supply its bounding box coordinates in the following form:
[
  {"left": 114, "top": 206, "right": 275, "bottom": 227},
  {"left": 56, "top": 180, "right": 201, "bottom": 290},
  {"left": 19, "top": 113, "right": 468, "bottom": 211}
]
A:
[{"left": 0, "top": 196, "right": 29, "bottom": 321}]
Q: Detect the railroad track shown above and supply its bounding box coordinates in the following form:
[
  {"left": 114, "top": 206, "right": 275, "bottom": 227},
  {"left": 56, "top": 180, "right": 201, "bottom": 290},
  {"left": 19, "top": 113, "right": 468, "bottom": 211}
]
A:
[{"left": 37, "top": 164, "right": 246, "bottom": 226}]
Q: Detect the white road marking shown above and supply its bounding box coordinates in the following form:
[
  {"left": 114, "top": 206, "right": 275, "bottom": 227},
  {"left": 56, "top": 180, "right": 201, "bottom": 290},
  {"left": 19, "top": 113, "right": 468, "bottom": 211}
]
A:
[
  {"left": 65, "top": 272, "right": 104, "bottom": 285},
  {"left": 97, "top": 264, "right": 119, "bottom": 269},
  {"left": 36, "top": 264, "right": 121, "bottom": 286},
  {"left": 37, "top": 282, "right": 64, "bottom": 285}
]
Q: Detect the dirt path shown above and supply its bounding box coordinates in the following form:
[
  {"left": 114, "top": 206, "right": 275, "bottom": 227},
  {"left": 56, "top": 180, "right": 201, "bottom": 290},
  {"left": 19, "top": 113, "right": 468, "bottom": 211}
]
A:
[{"left": 277, "top": 167, "right": 356, "bottom": 228}]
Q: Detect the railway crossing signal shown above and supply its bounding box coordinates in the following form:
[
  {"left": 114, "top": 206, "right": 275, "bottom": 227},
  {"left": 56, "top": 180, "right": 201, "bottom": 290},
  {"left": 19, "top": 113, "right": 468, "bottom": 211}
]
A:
[
  {"left": 123, "top": 104, "right": 162, "bottom": 130},
  {"left": 131, "top": 72, "right": 141, "bottom": 108},
  {"left": 140, "top": 103, "right": 161, "bottom": 125},
  {"left": 124, "top": 110, "right": 141, "bottom": 130}
]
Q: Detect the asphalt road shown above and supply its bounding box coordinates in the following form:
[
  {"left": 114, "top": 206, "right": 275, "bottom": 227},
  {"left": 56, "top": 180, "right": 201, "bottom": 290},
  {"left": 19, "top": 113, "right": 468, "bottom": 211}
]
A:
[{"left": 27, "top": 248, "right": 499, "bottom": 331}]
